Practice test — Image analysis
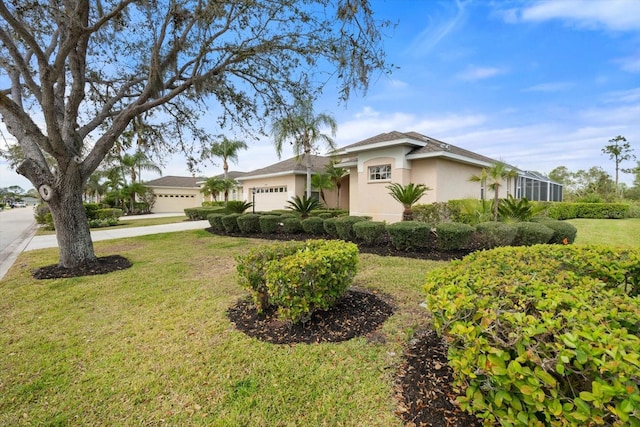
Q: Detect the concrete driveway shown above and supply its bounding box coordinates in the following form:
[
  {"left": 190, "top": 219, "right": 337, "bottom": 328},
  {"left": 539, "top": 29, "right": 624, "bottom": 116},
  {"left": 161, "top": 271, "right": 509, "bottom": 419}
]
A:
[{"left": 0, "top": 206, "right": 38, "bottom": 279}]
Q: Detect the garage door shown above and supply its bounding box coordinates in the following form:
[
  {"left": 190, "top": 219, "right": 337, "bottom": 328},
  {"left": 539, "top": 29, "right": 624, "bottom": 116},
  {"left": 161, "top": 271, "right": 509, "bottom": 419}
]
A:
[{"left": 153, "top": 193, "right": 199, "bottom": 213}]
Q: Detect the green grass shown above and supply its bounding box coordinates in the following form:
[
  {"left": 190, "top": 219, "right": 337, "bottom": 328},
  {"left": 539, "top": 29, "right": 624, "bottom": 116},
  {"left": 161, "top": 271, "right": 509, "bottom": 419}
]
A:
[
  {"left": 35, "top": 215, "right": 189, "bottom": 236},
  {"left": 0, "top": 231, "right": 443, "bottom": 426},
  {"left": 1, "top": 218, "right": 635, "bottom": 425},
  {"left": 568, "top": 218, "right": 640, "bottom": 247}
]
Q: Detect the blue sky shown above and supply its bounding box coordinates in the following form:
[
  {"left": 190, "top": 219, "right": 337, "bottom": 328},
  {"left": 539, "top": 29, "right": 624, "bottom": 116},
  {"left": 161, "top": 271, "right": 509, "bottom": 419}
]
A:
[{"left": 1, "top": 0, "right": 639, "bottom": 190}]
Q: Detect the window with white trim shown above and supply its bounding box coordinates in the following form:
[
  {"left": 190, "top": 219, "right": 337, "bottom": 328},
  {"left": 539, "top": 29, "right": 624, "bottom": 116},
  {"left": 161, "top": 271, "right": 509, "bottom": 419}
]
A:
[{"left": 368, "top": 164, "right": 391, "bottom": 181}]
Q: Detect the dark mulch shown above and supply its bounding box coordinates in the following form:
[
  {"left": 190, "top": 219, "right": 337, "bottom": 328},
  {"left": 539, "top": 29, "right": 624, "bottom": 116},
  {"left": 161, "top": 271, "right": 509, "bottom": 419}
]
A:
[
  {"left": 396, "top": 330, "right": 483, "bottom": 426},
  {"left": 227, "top": 288, "right": 394, "bottom": 344},
  {"left": 32, "top": 254, "right": 132, "bottom": 279}
]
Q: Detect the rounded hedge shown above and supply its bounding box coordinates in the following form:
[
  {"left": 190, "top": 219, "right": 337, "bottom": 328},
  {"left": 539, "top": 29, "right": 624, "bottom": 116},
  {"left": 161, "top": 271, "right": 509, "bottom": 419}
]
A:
[
  {"left": 221, "top": 213, "right": 241, "bottom": 233},
  {"left": 237, "top": 213, "right": 261, "bottom": 234},
  {"left": 386, "top": 221, "right": 431, "bottom": 250},
  {"left": 424, "top": 245, "right": 640, "bottom": 426},
  {"left": 301, "top": 216, "right": 326, "bottom": 236},
  {"left": 207, "top": 213, "right": 226, "bottom": 232},
  {"left": 353, "top": 221, "right": 387, "bottom": 246},
  {"left": 258, "top": 215, "right": 280, "bottom": 234},
  {"left": 474, "top": 221, "right": 517, "bottom": 249},
  {"left": 334, "top": 216, "right": 369, "bottom": 241}
]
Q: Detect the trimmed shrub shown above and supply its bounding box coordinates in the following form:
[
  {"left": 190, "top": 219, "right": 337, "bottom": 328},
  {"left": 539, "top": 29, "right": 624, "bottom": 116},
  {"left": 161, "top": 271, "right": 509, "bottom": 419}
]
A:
[
  {"left": 386, "top": 221, "right": 431, "bottom": 251},
  {"left": 353, "top": 221, "right": 387, "bottom": 246},
  {"left": 542, "top": 219, "right": 578, "bottom": 244},
  {"left": 237, "top": 213, "right": 261, "bottom": 234},
  {"left": 221, "top": 213, "right": 241, "bottom": 233},
  {"left": 265, "top": 240, "right": 359, "bottom": 324},
  {"left": 34, "top": 204, "right": 51, "bottom": 226},
  {"left": 184, "top": 207, "right": 226, "bottom": 220},
  {"left": 513, "top": 221, "right": 554, "bottom": 246},
  {"left": 301, "top": 216, "right": 326, "bottom": 236},
  {"left": 323, "top": 217, "right": 340, "bottom": 238},
  {"left": 334, "top": 216, "right": 369, "bottom": 241},
  {"left": 282, "top": 217, "right": 303, "bottom": 234},
  {"left": 84, "top": 203, "right": 101, "bottom": 220},
  {"left": 96, "top": 208, "right": 123, "bottom": 220},
  {"left": 474, "top": 222, "right": 517, "bottom": 249},
  {"left": 424, "top": 245, "right": 640, "bottom": 426},
  {"left": 434, "top": 222, "right": 474, "bottom": 251},
  {"left": 236, "top": 241, "right": 305, "bottom": 311},
  {"left": 207, "top": 213, "right": 226, "bottom": 232},
  {"left": 259, "top": 215, "right": 280, "bottom": 234},
  {"left": 310, "top": 209, "right": 348, "bottom": 218},
  {"left": 88, "top": 217, "right": 119, "bottom": 228},
  {"left": 547, "top": 202, "right": 629, "bottom": 220}
]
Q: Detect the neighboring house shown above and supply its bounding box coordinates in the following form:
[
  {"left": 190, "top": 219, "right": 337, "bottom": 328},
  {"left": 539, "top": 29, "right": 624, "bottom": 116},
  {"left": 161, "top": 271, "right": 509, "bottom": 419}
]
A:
[
  {"left": 236, "top": 155, "right": 347, "bottom": 212},
  {"left": 197, "top": 171, "right": 247, "bottom": 203},
  {"left": 334, "top": 131, "right": 562, "bottom": 222},
  {"left": 146, "top": 131, "right": 561, "bottom": 220},
  {"left": 144, "top": 176, "right": 206, "bottom": 213}
]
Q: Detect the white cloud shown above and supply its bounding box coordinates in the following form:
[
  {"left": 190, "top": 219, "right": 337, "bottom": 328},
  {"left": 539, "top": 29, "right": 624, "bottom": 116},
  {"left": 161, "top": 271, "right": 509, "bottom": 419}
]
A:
[
  {"left": 407, "top": 0, "right": 469, "bottom": 56},
  {"left": 616, "top": 54, "right": 640, "bottom": 73},
  {"left": 523, "top": 82, "right": 574, "bottom": 92},
  {"left": 519, "top": 0, "right": 640, "bottom": 32},
  {"left": 603, "top": 87, "right": 640, "bottom": 103},
  {"left": 456, "top": 66, "right": 506, "bottom": 81}
]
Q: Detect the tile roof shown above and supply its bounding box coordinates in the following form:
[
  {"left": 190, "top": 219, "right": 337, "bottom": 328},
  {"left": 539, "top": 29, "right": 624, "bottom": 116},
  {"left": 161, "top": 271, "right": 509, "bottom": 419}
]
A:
[
  {"left": 238, "top": 154, "right": 331, "bottom": 179},
  {"left": 340, "top": 130, "right": 502, "bottom": 166}
]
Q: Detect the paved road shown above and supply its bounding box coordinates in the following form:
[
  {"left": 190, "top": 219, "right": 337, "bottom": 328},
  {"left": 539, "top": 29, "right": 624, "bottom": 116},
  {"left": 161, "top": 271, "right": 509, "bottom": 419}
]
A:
[{"left": 0, "top": 206, "right": 38, "bottom": 279}]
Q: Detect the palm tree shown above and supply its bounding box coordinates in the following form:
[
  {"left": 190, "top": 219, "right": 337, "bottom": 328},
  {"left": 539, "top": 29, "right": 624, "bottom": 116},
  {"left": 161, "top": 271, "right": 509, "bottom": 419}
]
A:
[
  {"left": 220, "top": 178, "right": 237, "bottom": 204},
  {"left": 200, "top": 177, "right": 225, "bottom": 203},
  {"left": 386, "top": 182, "right": 431, "bottom": 221},
  {"left": 272, "top": 98, "right": 337, "bottom": 198},
  {"left": 208, "top": 138, "right": 248, "bottom": 179},
  {"left": 325, "top": 159, "right": 348, "bottom": 209},
  {"left": 311, "top": 173, "right": 334, "bottom": 205},
  {"left": 119, "top": 151, "right": 162, "bottom": 184},
  {"left": 469, "top": 161, "right": 517, "bottom": 222}
]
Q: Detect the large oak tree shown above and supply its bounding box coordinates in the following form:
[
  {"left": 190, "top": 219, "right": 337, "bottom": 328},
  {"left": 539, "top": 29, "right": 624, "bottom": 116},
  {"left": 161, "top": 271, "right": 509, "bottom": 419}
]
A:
[{"left": 0, "top": 0, "right": 391, "bottom": 268}]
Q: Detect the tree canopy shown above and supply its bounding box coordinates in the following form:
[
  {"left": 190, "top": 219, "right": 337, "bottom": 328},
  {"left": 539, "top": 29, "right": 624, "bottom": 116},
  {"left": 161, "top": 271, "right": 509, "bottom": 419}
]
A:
[{"left": 0, "top": 0, "right": 391, "bottom": 268}]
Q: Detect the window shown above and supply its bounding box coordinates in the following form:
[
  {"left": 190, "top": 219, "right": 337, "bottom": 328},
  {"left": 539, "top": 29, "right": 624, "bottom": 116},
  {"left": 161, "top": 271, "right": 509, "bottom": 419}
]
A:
[{"left": 368, "top": 164, "right": 391, "bottom": 181}]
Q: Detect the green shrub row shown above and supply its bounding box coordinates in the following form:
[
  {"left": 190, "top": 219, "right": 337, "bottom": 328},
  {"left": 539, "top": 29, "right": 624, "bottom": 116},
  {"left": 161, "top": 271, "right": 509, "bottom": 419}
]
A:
[
  {"left": 34, "top": 203, "right": 123, "bottom": 230},
  {"left": 424, "top": 245, "right": 640, "bottom": 425},
  {"left": 546, "top": 202, "right": 630, "bottom": 220},
  {"left": 208, "top": 212, "right": 578, "bottom": 251},
  {"left": 413, "top": 200, "right": 633, "bottom": 224},
  {"left": 185, "top": 206, "right": 227, "bottom": 220},
  {"left": 236, "top": 240, "right": 359, "bottom": 323}
]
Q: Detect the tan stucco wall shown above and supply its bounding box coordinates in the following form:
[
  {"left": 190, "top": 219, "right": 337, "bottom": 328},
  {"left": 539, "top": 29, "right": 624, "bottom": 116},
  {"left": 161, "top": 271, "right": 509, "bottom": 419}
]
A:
[
  {"left": 151, "top": 187, "right": 203, "bottom": 213},
  {"left": 409, "top": 158, "right": 483, "bottom": 202}
]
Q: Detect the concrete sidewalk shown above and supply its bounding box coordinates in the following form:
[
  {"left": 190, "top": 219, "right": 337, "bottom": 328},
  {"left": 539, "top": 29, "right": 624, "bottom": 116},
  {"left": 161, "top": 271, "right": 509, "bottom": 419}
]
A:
[{"left": 25, "top": 217, "right": 208, "bottom": 251}]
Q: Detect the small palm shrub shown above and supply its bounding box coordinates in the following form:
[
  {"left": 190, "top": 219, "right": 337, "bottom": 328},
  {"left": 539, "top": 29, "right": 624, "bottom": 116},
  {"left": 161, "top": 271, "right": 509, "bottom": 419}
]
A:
[
  {"left": 434, "top": 222, "right": 474, "bottom": 251},
  {"left": 301, "top": 217, "right": 326, "bottom": 236},
  {"left": 207, "top": 213, "right": 226, "bottom": 233},
  {"left": 353, "top": 221, "right": 387, "bottom": 246},
  {"left": 237, "top": 213, "right": 261, "bottom": 234},
  {"left": 512, "top": 222, "right": 554, "bottom": 246},
  {"left": 323, "top": 217, "right": 340, "bottom": 238},
  {"left": 498, "top": 196, "right": 543, "bottom": 223},
  {"left": 221, "top": 213, "right": 241, "bottom": 233},
  {"left": 282, "top": 217, "right": 303, "bottom": 233},
  {"left": 386, "top": 182, "right": 431, "bottom": 221},
  {"left": 334, "top": 216, "right": 369, "bottom": 241},
  {"left": 386, "top": 221, "right": 431, "bottom": 250},
  {"left": 474, "top": 222, "right": 517, "bottom": 249},
  {"left": 286, "top": 195, "right": 321, "bottom": 218},
  {"left": 259, "top": 215, "right": 280, "bottom": 234},
  {"left": 226, "top": 200, "right": 253, "bottom": 214}
]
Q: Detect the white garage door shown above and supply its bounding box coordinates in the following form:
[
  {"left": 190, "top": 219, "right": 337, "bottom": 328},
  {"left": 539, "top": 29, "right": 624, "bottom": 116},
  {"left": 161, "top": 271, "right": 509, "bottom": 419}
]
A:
[{"left": 153, "top": 193, "right": 199, "bottom": 213}]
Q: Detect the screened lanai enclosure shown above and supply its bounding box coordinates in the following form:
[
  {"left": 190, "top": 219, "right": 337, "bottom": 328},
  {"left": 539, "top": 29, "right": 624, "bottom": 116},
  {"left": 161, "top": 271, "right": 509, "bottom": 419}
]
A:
[{"left": 515, "top": 171, "right": 563, "bottom": 202}]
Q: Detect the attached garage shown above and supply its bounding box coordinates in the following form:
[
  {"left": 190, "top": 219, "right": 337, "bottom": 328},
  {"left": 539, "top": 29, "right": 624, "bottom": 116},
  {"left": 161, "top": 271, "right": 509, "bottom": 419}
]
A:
[{"left": 145, "top": 176, "right": 205, "bottom": 213}]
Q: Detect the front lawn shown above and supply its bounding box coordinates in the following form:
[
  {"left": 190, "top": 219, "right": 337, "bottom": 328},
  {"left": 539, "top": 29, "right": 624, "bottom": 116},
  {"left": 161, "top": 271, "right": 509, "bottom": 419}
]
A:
[
  {"left": 568, "top": 218, "right": 640, "bottom": 247},
  {"left": 0, "top": 230, "right": 441, "bottom": 426}
]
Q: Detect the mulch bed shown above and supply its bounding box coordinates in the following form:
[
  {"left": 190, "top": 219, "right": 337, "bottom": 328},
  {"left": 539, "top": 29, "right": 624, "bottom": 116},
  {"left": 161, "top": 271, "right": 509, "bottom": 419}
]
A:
[
  {"left": 30, "top": 227, "right": 482, "bottom": 426},
  {"left": 31, "top": 254, "right": 132, "bottom": 279}
]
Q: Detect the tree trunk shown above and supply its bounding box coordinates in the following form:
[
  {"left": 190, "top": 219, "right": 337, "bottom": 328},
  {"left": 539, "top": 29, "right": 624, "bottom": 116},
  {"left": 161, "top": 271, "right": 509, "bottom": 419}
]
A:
[
  {"left": 305, "top": 148, "right": 312, "bottom": 199},
  {"left": 47, "top": 168, "right": 97, "bottom": 268}
]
